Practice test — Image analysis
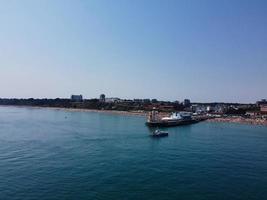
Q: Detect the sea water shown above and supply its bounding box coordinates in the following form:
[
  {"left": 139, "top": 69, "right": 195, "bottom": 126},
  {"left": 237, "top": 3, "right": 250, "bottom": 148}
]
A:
[{"left": 0, "top": 106, "right": 267, "bottom": 200}]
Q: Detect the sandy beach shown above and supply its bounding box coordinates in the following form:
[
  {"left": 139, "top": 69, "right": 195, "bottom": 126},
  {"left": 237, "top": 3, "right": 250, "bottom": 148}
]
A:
[
  {"left": 207, "top": 117, "right": 267, "bottom": 126},
  {"left": 52, "top": 107, "right": 148, "bottom": 117},
  {"left": 0, "top": 105, "right": 147, "bottom": 117}
]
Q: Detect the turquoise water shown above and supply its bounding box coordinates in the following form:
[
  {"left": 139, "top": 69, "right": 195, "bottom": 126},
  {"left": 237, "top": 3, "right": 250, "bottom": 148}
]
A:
[{"left": 0, "top": 106, "right": 267, "bottom": 200}]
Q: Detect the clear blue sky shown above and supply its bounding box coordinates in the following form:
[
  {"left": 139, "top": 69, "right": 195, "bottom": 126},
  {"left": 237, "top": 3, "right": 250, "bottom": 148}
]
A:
[{"left": 0, "top": 0, "right": 266, "bottom": 103}]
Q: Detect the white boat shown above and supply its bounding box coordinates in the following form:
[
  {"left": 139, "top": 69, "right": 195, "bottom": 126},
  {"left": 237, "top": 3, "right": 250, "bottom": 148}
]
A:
[{"left": 151, "top": 130, "right": 168, "bottom": 137}]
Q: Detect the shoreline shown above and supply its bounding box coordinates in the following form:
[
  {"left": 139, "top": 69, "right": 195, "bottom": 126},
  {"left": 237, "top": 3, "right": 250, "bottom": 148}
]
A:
[
  {"left": 207, "top": 117, "right": 267, "bottom": 126},
  {"left": 0, "top": 105, "right": 147, "bottom": 117},
  {"left": 1, "top": 105, "right": 267, "bottom": 126}
]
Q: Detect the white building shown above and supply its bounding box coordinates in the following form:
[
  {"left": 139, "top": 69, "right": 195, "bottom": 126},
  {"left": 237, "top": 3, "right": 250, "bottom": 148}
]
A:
[{"left": 105, "top": 98, "right": 121, "bottom": 103}]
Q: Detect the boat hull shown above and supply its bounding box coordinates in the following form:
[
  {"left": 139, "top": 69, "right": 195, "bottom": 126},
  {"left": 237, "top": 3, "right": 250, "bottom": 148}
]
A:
[
  {"left": 151, "top": 133, "right": 168, "bottom": 137},
  {"left": 146, "top": 119, "right": 198, "bottom": 127}
]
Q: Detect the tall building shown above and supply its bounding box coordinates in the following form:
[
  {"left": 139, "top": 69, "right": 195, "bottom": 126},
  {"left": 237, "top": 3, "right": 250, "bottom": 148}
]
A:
[
  {"left": 99, "top": 94, "right": 106, "bottom": 102},
  {"left": 183, "top": 99, "right": 191, "bottom": 107},
  {"left": 71, "top": 95, "right": 83, "bottom": 102}
]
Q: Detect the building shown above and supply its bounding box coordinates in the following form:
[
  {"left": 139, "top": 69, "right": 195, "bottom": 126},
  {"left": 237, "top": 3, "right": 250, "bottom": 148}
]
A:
[
  {"left": 191, "top": 104, "right": 206, "bottom": 114},
  {"left": 246, "top": 110, "right": 260, "bottom": 118},
  {"left": 151, "top": 99, "right": 158, "bottom": 103},
  {"left": 133, "top": 99, "right": 143, "bottom": 103},
  {"left": 105, "top": 97, "right": 121, "bottom": 103},
  {"left": 99, "top": 94, "right": 105, "bottom": 102},
  {"left": 206, "top": 106, "right": 214, "bottom": 112},
  {"left": 183, "top": 99, "right": 191, "bottom": 107},
  {"left": 256, "top": 99, "right": 267, "bottom": 106},
  {"left": 71, "top": 95, "right": 83, "bottom": 102},
  {"left": 260, "top": 104, "right": 267, "bottom": 114},
  {"left": 214, "top": 104, "right": 226, "bottom": 114}
]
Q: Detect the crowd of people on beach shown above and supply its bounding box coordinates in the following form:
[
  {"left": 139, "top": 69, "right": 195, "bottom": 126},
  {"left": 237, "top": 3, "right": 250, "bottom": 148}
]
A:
[{"left": 207, "top": 116, "right": 267, "bottom": 126}]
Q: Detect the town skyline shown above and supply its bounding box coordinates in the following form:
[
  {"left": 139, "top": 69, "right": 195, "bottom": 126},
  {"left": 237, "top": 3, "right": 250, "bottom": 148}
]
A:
[{"left": 1, "top": 94, "right": 266, "bottom": 105}]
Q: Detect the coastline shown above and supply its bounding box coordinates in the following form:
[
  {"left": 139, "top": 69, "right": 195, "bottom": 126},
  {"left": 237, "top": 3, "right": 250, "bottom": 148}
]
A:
[
  {"left": 1, "top": 105, "right": 267, "bottom": 126},
  {"left": 207, "top": 117, "right": 267, "bottom": 126},
  {"left": 0, "top": 105, "right": 147, "bottom": 117}
]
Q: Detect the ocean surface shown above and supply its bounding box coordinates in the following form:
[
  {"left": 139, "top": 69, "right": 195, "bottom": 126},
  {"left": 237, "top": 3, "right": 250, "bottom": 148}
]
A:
[{"left": 0, "top": 106, "right": 267, "bottom": 200}]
